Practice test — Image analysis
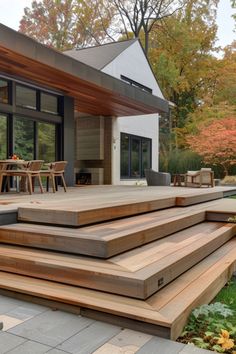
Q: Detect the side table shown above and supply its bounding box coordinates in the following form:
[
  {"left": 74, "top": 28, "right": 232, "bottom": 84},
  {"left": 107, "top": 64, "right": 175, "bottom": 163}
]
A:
[{"left": 173, "top": 173, "right": 186, "bottom": 187}]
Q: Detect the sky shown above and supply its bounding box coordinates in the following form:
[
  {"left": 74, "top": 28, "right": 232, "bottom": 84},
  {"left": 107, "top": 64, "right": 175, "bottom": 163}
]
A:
[{"left": 0, "top": 0, "right": 235, "bottom": 48}]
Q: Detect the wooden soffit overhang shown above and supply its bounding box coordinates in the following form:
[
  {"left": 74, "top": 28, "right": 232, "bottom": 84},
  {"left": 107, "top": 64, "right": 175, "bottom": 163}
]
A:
[{"left": 0, "top": 24, "right": 168, "bottom": 117}]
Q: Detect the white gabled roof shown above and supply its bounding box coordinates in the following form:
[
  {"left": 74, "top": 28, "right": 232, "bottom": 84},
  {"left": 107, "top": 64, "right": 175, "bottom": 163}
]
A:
[{"left": 64, "top": 39, "right": 137, "bottom": 70}]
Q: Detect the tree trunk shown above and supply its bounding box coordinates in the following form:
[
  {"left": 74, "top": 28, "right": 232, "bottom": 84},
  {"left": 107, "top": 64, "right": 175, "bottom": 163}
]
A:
[{"left": 144, "top": 30, "right": 149, "bottom": 55}]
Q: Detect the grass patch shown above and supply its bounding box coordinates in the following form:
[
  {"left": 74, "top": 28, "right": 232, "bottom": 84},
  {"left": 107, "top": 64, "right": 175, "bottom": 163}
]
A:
[
  {"left": 178, "top": 276, "right": 236, "bottom": 353},
  {"left": 214, "top": 277, "right": 236, "bottom": 314}
]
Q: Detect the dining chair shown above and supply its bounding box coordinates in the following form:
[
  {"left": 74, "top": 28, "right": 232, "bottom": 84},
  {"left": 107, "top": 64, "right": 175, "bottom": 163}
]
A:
[
  {"left": 0, "top": 163, "right": 10, "bottom": 193},
  {"left": 40, "top": 161, "right": 67, "bottom": 193},
  {"left": 5, "top": 160, "right": 44, "bottom": 194}
]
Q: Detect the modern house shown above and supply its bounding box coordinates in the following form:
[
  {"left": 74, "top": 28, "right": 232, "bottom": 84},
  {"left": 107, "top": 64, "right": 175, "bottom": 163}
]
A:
[{"left": 0, "top": 24, "right": 168, "bottom": 186}]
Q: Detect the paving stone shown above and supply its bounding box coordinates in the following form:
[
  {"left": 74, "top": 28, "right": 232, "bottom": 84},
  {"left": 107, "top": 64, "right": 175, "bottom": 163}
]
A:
[
  {"left": 6, "top": 340, "right": 51, "bottom": 354},
  {"left": 93, "top": 342, "right": 138, "bottom": 354},
  {"left": 136, "top": 337, "right": 185, "bottom": 354},
  {"left": 8, "top": 310, "right": 94, "bottom": 347},
  {"left": 0, "top": 296, "right": 23, "bottom": 314},
  {"left": 180, "top": 344, "right": 214, "bottom": 353},
  {"left": 6, "top": 305, "right": 44, "bottom": 320},
  {"left": 57, "top": 321, "right": 121, "bottom": 354},
  {"left": 46, "top": 350, "right": 71, "bottom": 354},
  {"left": 109, "top": 329, "right": 152, "bottom": 348},
  {"left": 0, "top": 315, "right": 23, "bottom": 331},
  {"left": 0, "top": 332, "right": 26, "bottom": 354}
]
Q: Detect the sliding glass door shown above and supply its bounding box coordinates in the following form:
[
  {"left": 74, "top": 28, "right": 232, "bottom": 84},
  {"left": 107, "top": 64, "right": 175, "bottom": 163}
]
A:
[
  {"left": 38, "top": 122, "right": 56, "bottom": 162},
  {"left": 120, "top": 133, "right": 152, "bottom": 178},
  {"left": 14, "top": 116, "right": 34, "bottom": 160}
]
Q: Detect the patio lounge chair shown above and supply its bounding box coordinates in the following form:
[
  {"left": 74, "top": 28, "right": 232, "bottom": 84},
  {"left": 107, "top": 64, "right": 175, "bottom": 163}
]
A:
[
  {"left": 185, "top": 168, "right": 214, "bottom": 187},
  {"left": 144, "top": 169, "right": 171, "bottom": 186}
]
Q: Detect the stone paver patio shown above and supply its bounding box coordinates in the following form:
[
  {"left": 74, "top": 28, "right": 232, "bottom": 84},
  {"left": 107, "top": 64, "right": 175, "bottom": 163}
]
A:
[{"left": 0, "top": 294, "right": 213, "bottom": 354}]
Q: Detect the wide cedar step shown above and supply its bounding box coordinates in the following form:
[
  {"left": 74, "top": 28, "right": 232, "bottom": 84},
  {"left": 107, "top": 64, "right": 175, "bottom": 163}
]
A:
[
  {"left": 17, "top": 190, "right": 224, "bottom": 226},
  {"left": 0, "top": 208, "right": 206, "bottom": 258},
  {"left": 0, "top": 239, "right": 235, "bottom": 340},
  {"left": 0, "top": 221, "right": 235, "bottom": 299}
]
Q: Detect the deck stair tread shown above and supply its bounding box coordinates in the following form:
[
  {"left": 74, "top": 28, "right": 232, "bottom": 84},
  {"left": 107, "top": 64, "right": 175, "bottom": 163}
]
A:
[
  {"left": 0, "top": 206, "right": 210, "bottom": 257},
  {"left": 0, "top": 198, "right": 229, "bottom": 258},
  {"left": 17, "top": 188, "right": 227, "bottom": 226},
  {"left": 0, "top": 221, "right": 235, "bottom": 299},
  {"left": 0, "top": 239, "right": 235, "bottom": 340}
]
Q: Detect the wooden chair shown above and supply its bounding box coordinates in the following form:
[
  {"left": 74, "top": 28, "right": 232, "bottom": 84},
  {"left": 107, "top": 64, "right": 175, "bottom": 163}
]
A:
[
  {"left": 4, "top": 160, "right": 44, "bottom": 194},
  {"left": 40, "top": 161, "right": 67, "bottom": 193},
  {"left": 0, "top": 163, "right": 10, "bottom": 193},
  {"left": 185, "top": 168, "right": 214, "bottom": 187}
]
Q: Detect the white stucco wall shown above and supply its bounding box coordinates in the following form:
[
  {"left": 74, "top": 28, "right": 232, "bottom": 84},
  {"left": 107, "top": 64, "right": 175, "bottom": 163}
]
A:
[
  {"left": 102, "top": 40, "right": 164, "bottom": 98},
  {"left": 111, "top": 114, "right": 159, "bottom": 185},
  {"left": 100, "top": 40, "right": 164, "bottom": 185}
]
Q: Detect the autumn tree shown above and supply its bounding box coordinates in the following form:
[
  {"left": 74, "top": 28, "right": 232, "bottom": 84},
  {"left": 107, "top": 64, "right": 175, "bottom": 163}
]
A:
[
  {"left": 19, "top": 0, "right": 113, "bottom": 50},
  {"left": 149, "top": 0, "right": 219, "bottom": 130},
  {"left": 186, "top": 117, "right": 236, "bottom": 176},
  {"left": 109, "top": 0, "right": 186, "bottom": 54},
  {"left": 231, "top": 0, "right": 236, "bottom": 25}
]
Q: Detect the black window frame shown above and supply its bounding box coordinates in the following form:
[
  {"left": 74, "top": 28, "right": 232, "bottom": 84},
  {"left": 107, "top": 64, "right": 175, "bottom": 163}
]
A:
[
  {"left": 15, "top": 83, "right": 37, "bottom": 111},
  {"left": 0, "top": 78, "right": 11, "bottom": 105},
  {"left": 120, "top": 75, "right": 152, "bottom": 94},
  {"left": 40, "top": 91, "right": 59, "bottom": 115},
  {"left": 120, "top": 132, "right": 152, "bottom": 179},
  {"left": 0, "top": 76, "right": 63, "bottom": 162}
]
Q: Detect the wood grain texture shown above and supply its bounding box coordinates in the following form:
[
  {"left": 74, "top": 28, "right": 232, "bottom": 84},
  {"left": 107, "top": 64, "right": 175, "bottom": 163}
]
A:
[
  {"left": 0, "top": 209, "right": 206, "bottom": 257},
  {"left": 0, "top": 222, "right": 234, "bottom": 299},
  {"left": 0, "top": 240, "right": 235, "bottom": 340}
]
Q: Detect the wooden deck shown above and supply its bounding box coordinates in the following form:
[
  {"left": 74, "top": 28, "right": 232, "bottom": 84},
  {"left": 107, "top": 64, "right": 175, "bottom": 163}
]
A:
[
  {"left": 10, "top": 185, "right": 235, "bottom": 226},
  {"left": 0, "top": 185, "right": 235, "bottom": 339}
]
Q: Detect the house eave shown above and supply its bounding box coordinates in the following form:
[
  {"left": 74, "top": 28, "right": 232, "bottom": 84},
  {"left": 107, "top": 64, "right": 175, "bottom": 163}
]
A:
[{"left": 0, "top": 24, "right": 169, "bottom": 116}]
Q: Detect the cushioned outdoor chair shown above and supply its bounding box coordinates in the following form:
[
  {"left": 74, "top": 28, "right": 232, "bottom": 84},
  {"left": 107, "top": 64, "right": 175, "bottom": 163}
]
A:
[
  {"left": 185, "top": 168, "right": 214, "bottom": 188},
  {"left": 144, "top": 169, "right": 171, "bottom": 186}
]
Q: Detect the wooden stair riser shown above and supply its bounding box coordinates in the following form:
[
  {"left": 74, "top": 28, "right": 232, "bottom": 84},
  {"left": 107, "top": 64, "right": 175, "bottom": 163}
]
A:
[
  {"left": 0, "top": 228, "right": 107, "bottom": 258},
  {"left": 0, "top": 225, "right": 234, "bottom": 299},
  {"left": 206, "top": 211, "right": 236, "bottom": 222},
  {"left": 106, "top": 211, "right": 206, "bottom": 257},
  {"left": 0, "top": 240, "right": 235, "bottom": 340},
  {"left": 142, "top": 225, "right": 236, "bottom": 297},
  {"left": 176, "top": 191, "right": 223, "bottom": 206},
  {"left": 18, "top": 198, "right": 176, "bottom": 226},
  {"left": 0, "top": 211, "right": 206, "bottom": 258},
  {"left": 170, "top": 262, "right": 236, "bottom": 340}
]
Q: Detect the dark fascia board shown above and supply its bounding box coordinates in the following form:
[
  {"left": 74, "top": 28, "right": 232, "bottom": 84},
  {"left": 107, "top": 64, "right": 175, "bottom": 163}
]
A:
[{"left": 0, "top": 24, "right": 169, "bottom": 114}]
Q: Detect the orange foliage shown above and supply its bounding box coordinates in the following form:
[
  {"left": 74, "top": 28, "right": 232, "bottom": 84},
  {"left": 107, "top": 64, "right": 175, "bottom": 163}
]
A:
[{"left": 186, "top": 117, "right": 236, "bottom": 175}]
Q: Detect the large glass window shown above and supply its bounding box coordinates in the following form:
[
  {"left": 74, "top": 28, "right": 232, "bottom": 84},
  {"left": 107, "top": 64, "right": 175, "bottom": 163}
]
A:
[
  {"left": 14, "top": 117, "right": 34, "bottom": 160},
  {"left": 38, "top": 122, "right": 56, "bottom": 162},
  {"left": 120, "top": 134, "right": 129, "bottom": 177},
  {"left": 0, "top": 114, "right": 7, "bottom": 159},
  {"left": 16, "top": 85, "right": 37, "bottom": 110},
  {"left": 0, "top": 79, "right": 9, "bottom": 104},
  {"left": 142, "top": 139, "right": 151, "bottom": 172},
  {"left": 131, "top": 137, "right": 141, "bottom": 178},
  {"left": 120, "top": 133, "right": 152, "bottom": 179},
  {"left": 41, "top": 93, "right": 58, "bottom": 115},
  {"left": 13, "top": 117, "right": 57, "bottom": 162}
]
